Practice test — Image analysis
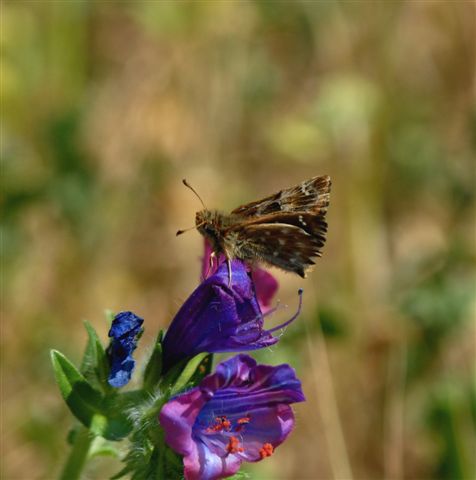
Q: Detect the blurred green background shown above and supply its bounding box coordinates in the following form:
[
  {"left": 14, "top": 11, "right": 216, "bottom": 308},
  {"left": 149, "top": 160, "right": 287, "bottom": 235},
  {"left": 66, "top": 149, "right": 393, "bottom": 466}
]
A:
[{"left": 2, "top": 1, "right": 475, "bottom": 479}]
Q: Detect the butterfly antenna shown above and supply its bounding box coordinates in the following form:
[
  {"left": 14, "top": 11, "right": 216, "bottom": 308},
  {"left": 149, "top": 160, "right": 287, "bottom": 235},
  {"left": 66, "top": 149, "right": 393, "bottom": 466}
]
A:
[
  {"left": 182, "top": 179, "right": 207, "bottom": 209},
  {"left": 176, "top": 220, "right": 206, "bottom": 236}
]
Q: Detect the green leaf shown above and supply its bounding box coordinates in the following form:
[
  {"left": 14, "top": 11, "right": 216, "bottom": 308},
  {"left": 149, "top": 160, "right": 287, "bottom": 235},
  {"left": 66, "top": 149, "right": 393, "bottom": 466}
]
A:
[
  {"left": 226, "top": 472, "right": 251, "bottom": 480},
  {"left": 66, "top": 425, "right": 81, "bottom": 445},
  {"left": 80, "top": 321, "right": 112, "bottom": 393},
  {"left": 52, "top": 350, "right": 136, "bottom": 440},
  {"left": 104, "top": 309, "right": 115, "bottom": 325},
  {"left": 51, "top": 349, "right": 105, "bottom": 431},
  {"left": 170, "top": 353, "right": 209, "bottom": 396},
  {"left": 99, "top": 392, "right": 144, "bottom": 440},
  {"left": 138, "top": 446, "right": 160, "bottom": 480},
  {"left": 143, "top": 330, "right": 164, "bottom": 391},
  {"left": 188, "top": 353, "right": 213, "bottom": 385},
  {"left": 164, "top": 445, "right": 183, "bottom": 479}
]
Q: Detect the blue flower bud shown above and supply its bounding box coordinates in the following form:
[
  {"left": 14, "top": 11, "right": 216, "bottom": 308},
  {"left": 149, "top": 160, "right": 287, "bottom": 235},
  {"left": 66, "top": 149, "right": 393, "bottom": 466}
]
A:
[{"left": 107, "top": 311, "right": 144, "bottom": 388}]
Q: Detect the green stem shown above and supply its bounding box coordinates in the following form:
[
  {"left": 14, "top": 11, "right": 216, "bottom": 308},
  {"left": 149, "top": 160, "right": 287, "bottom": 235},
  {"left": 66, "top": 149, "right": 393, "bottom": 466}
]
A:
[{"left": 60, "top": 426, "right": 93, "bottom": 480}]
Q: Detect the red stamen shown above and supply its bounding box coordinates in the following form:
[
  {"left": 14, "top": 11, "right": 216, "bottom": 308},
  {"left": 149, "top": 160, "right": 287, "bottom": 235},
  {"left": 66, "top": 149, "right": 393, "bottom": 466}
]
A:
[{"left": 259, "top": 443, "right": 274, "bottom": 459}]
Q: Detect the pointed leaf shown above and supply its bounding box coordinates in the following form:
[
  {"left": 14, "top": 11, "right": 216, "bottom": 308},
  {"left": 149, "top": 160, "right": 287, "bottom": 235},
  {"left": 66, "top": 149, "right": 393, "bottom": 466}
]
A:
[
  {"left": 80, "top": 321, "right": 112, "bottom": 393},
  {"left": 170, "top": 353, "right": 209, "bottom": 395},
  {"left": 143, "top": 330, "right": 164, "bottom": 391},
  {"left": 51, "top": 350, "right": 105, "bottom": 428},
  {"left": 188, "top": 353, "right": 213, "bottom": 385},
  {"left": 164, "top": 446, "right": 183, "bottom": 479},
  {"left": 104, "top": 309, "right": 115, "bottom": 325},
  {"left": 99, "top": 392, "right": 145, "bottom": 440}
]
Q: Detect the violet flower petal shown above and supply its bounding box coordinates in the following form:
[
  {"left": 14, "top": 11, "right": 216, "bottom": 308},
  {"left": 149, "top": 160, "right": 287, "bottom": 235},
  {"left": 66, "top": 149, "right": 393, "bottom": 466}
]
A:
[
  {"left": 160, "top": 354, "right": 305, "bottom": 480},
  {"left": 201, "top": 239, "right": 279, "bottom": 312},
  {"left": 251, "top": 267, "right": 279, "bottom": 314},
  {"left": 162, "top": 260, "right": 282, "bottom": 371}
]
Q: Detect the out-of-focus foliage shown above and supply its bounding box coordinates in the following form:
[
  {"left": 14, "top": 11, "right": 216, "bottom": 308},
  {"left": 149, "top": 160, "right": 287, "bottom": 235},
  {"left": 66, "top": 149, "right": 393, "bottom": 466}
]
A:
[{"left": 2, "top": 1, "right": 475, "bottom": 479}]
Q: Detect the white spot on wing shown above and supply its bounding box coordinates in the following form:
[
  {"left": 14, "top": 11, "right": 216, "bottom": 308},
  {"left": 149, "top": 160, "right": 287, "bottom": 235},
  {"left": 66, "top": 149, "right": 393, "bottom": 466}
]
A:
[{"left": 301, "top": 182, "right": 311, "bottom": 195}]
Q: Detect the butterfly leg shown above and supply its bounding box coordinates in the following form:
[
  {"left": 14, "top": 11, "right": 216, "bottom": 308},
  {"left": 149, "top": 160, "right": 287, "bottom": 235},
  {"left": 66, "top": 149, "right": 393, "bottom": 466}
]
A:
[
  {"left": 202, "top": 251, "right": 217, "bottom": 279},
  {"left": 208, "top": 251, "right": 216, "bottom": 278},
  {"left": 226, "top": 257, "right": 232, "bottom": 287}
]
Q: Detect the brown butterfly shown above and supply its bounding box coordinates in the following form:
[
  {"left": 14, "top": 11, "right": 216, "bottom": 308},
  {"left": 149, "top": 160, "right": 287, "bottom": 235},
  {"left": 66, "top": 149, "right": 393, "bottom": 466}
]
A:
[{"left": 177, "top": 175, "right": 331, "bottom": 279}]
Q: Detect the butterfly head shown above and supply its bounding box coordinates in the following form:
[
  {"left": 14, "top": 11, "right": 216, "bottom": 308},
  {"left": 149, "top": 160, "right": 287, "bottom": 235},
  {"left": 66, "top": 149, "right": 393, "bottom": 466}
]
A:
[{"left": 195, "top": 209, "right": 220, "bottom": 238}]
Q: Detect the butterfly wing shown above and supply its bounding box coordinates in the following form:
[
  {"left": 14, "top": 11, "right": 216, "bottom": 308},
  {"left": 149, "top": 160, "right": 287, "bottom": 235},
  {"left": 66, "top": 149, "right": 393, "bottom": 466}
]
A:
[
  {"left": 231, "top": 175, "right": 331, "bottom": 217},
  {"left": 241, "top": 212, "right": 328, "bottom": 241},
  {"left": 225, "top": 215, "right": 328, "bottom": 277}
]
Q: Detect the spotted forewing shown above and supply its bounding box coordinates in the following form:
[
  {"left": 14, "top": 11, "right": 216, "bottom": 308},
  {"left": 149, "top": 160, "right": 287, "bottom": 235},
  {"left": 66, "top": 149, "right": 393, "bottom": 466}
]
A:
[{"left": 193, "top": 175, "right": 331, "bottom": 278}]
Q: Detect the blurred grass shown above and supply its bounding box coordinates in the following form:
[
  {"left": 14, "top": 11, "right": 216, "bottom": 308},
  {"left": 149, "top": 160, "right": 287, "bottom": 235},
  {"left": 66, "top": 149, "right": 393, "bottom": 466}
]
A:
[{"left": 2, "top": 1, "right": 475, "bottom": 479}]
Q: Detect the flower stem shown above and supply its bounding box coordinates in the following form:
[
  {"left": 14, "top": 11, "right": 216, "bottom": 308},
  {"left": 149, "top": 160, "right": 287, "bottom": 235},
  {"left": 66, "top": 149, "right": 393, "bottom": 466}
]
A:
[{"left": 60, "top": 426, "right": 93, "bottom": 480}]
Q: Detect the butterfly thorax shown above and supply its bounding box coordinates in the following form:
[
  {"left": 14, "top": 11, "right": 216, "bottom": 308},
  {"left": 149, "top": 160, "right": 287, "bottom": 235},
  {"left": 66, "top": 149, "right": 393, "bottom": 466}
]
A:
[{"left": 195, "top": 209, "right": 230, "bottom": 254}]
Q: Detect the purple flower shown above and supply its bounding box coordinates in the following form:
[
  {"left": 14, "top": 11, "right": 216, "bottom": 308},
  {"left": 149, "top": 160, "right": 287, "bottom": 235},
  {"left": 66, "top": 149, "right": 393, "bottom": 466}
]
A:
[
  {"left": 162, "top": 259, "right": 301, "bottom": 372},
  {"left": 202, "top": 239, "right": 279, "bottom": 314},
  {"left": 159, "top": 354, "right": 305, "bottom": 480},
  {"left": 107, "top": 311, "right": 144, "bottom": 388},
  {"left": 250, "top": 267, "right": 279, "bottom": 314}
]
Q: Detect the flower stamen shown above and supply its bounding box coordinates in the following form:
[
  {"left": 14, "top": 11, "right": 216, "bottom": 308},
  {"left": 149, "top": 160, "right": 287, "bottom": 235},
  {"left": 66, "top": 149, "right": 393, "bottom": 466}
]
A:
[
  {"left": 234, "top": 415, "right": 251, "bottom": 432},
  {"left": 226, "top": 436, "right": 244, "bottom": 454},
  {"left": 206, "top": 415, "right": 232, "bottom": 433},
  {"left": 259, "top": 443, "right": 274, "bottom": 459},
  {"left": 267, "top": 289, "right": 303, "bottom": 334}
]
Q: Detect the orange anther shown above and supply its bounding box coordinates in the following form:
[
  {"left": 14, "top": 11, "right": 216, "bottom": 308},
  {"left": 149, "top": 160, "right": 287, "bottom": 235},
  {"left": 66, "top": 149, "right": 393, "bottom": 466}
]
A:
[
  {"left": 226, "top": 436, "right": 244, "bottom": 454},
  {"left": 259, "top": 443, "right": 274, "bottom": 459},
  {"left": 206, "top": 415, "right": 231, "bottom": 433}
]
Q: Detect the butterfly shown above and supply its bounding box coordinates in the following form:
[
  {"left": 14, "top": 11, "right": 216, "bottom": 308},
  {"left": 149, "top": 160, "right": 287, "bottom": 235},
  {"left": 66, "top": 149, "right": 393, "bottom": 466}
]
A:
[{"left": 177, "top": 175, "right": 331, "bottom": 280}]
